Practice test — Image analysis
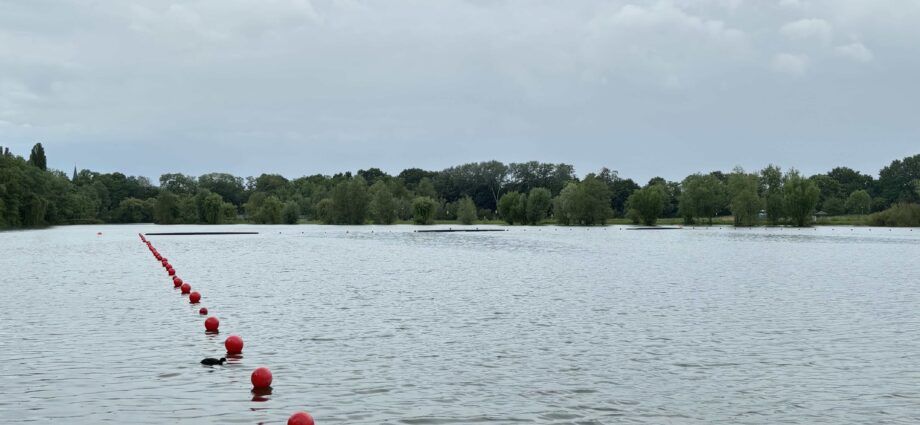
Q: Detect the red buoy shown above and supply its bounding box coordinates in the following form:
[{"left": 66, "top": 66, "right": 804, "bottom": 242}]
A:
[
  {"left": 225, "top": 335, "right": 244, "bottom": 354},
  {"left": 205, "top": 316, "right": 219, "bottom": 332},
  {"left": 180, "top": 283, "right": 191, "bottom": 294},
  {"left": 199, "top": 307, "right": 208, "bottom": 315},
  {"left": 287, "top": 411, "right": 315, "bottom": 425},
  {"left": 168, "top": 268, "right": 176, "bottom": 276},
  {"left": 189, "top": 291, "right": 201, "bottom": 304},
  {"left": 251, "top": 367, "right": 272, "bottom": 388},
  {"left": 173, "top": 277, "right": 182, "bottom": 287}
]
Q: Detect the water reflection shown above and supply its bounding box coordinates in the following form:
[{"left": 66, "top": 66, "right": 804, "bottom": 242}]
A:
[{"left": 250, "top": 387, "right": 272, "bottom": 402}]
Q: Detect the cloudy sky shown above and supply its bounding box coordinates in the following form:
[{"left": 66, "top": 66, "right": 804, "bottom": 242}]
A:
[{"left": 1, "top": 0, "right": 918, "bottom": 182}]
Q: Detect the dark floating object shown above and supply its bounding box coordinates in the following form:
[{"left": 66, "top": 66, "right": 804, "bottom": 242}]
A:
[
  {"left": 414, "top": 229, "right": 507, "bottom": 233},
  {"left": 201, "top": 357, "right": 226, "bottom": 366},
  {"left": 627, "top": 226, "right": 682, "bottom": 230},
  {"left": 145, "top": 232, "right": 259, "bottom": 236}
]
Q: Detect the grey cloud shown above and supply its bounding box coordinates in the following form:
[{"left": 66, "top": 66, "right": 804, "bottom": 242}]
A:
[{"left": 0, "top": 0, "right": 918, "bottom": 183}]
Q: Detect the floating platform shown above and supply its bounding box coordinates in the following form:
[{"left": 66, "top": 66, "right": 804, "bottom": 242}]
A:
[
  {"left": 414, "top": 229, "right": 507, "bottom": 233},
  {"left": 144, "top": 232, "right": 259, "bottom": 236},
  {"left": 626, "top": 226, "right": 681, "bottom": 230}
]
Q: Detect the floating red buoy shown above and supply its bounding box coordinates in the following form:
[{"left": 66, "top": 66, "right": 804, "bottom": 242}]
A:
[
  {"left": 225, "top": 335, "right": 244, "bottom": 354},
  {"left": 251, "top": 367, "right": 272, "bottom": 388},
  {"left": 205, "top": 316, "right": 219, "bottom": 332},
  {"left": 287, "top": 411, "right": 314, "bottom": 425},
  {"left": 173, "top": 278, "right": 183, "bottom": 288},
  {"left": 180, "top": 283, "right": 191, "bottom": 294},
  {"left": 189, "top": 291, "right": 201, "bottom": 304},
  {"left": 168, "top": 268, "right": 176, "bottom": 276},
  {"left": 199, "top": 307, "right": 208, "bottom": 315}
]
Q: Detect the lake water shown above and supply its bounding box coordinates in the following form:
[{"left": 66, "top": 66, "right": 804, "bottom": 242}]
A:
[{"left": 1, "top": 224, "right": 919, "bottom": 424}]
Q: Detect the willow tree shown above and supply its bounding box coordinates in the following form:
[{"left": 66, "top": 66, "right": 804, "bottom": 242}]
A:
[
  {"left": 369, "top": 181, "right": 398, "bottom": 224},
  {"left": 525, "top": 187, "right": 552, "bottom": 225},
  {"left": 456, "top": 196, "right": 477, "bottom": 224},
  {"left": 783, "top": 169, "right": 820, "bottom": 227},
  {"left": 727, "top": 170, "right": 762, "bottom": 227},
  {"left": 331, "top": 176, "right": 369, "bottom": 224},
  {"left": 626, "top": 184, "right": 666, "bottom": 226},
  {"left": 412, "top": 196, "right": 438, "bottom": 225},
  {"left": 679, "top": 173, "right": 727, "bottom": 225}
]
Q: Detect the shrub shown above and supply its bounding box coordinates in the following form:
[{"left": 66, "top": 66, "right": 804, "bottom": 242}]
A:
[{"left": 868, "top": 203, "right": 920, "bottom": 227}]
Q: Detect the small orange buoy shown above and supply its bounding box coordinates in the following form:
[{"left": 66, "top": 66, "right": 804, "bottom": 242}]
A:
[
  {"left": 180, "top": 283, "right": 191, "bottom": 294},
  {"left": 189, "top": 291, "right": 201, "bottom": 304},
  {"left": 287, "top": 411, "right": 315, "bottom": 425},
  {"left": 251, "top": 367, "right": 272, "bottom": 388},
  {"left": 205, "top": 316, "right": 219, "bottom": 332},
  {"left": 225, "top": 335, "right": 244, "bottom": 354},
  {"left": 199, "top": 307, "right": 208, "bottom": 315}
]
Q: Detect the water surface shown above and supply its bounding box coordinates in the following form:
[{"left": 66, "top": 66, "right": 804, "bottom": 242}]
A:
[{"left": 1, "top": 225, "right": 919, "bottom": 424}]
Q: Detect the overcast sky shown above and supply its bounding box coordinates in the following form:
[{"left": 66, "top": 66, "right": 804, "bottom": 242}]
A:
[{"left": 1, "top": 0, "right": 918, "bottom": 183}]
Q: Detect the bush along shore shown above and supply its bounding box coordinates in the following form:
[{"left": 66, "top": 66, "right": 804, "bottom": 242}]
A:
[{"left": 2, "top": 143, "right": 919, "bottom": 229}]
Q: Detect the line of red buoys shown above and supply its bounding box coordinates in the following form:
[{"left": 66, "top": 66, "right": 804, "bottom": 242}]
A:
[{"left": 138, "top": 233, "right": 313, "bottom": 423}]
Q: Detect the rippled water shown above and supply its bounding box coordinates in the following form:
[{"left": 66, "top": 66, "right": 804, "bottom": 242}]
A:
[{"left": 1, "top": 225, "right": 919, "bottom": 424}]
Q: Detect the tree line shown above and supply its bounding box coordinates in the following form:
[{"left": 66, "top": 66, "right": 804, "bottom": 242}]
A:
[{"left": 2, "top": 143, "right": 919, "bottom": 228}]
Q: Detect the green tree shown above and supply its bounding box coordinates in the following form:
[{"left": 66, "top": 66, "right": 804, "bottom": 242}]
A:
[
  {"left": 878, "top": 154, "right": 920, "bottom": 204},
  {"left": 331, "top": 176, "right": 369, "bottom": 224},
  {"left": 154, "top": 191, "right": 180, "bottom": 224},
  {"left": 727, "top": 170, "right": 762, "bottom": 227},
  {"left": 177, "top": 195, "right": 198, "bottom": 223},
  {"left": 415, "top": 177, "right": 438, "bottom": 199},
  {"left": 552, "top": 176, "right": 612, "bottom": 225},
  {"left": 159, "top": 173, "right": 198, "bottom": 196},
  {"left": 679, "top": 173, "right": 727, "bottom": 225},
  {"left": 315, "top": 198, "right": 335, "bottom": 224},
  {"left": 456, "top": 196, "right": 477, "bottom": 224},
  {"left": 28, "top": 143, "right": 47, "bottom": 171},
  {"left": 412, "top": 196, "right": 438, "bottom": 224},
  {"left": 115, "top": 197, "right": 154, "bottom": 223},
  {"left": 761, "top": 165, "right": 784, "bottom": 225},
  {"left": 731, "top": 190, "right": 762, "bottom": 226},
  {"left": 200, "top": 192, "right": 225, "bottom": 224},
  {"left": 199, "top": 173, "right": 245, "bottom": 206},
  {"left": 497, "top": 191, "right": 526, "bottom": 224},
  {"left": 822, "top": 197, "right": 846, "bottom": 216},
  {"left": 626, "top": 184, "right": 666, "bottom": 226},
  {"left": 783, "top": 170, "right": 820, "bottom": 227},
  {"left": 253, "top": 195, "right": 283, "bottom": 224},
  {"left": 845, "top": 190, "right": 872, "bottom": 214},
  {"left": 220, "top": 201, "right": 237, "bottom": 223},
  {"left": 369, "top": 181, "right": 398, "bottom": 224},
  {"left": 282, "top": 201, "right": 300, "bottom": 224},
  {"left": 254, "top": 174, "right": 290, "bottom": 196},
  {"left": 525, "top": 187, "right": 552, "bottom": 225}
]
